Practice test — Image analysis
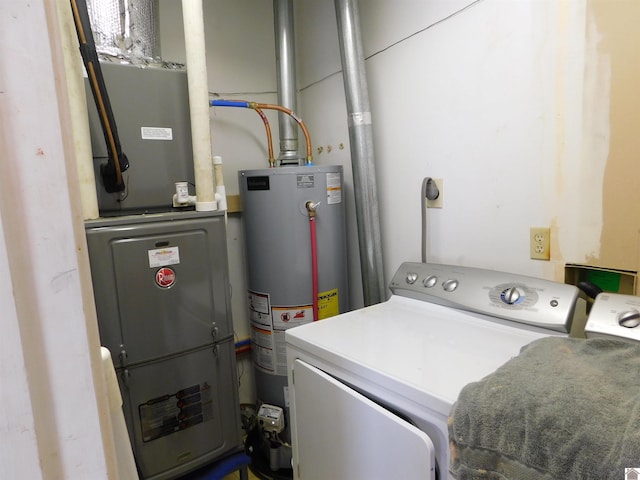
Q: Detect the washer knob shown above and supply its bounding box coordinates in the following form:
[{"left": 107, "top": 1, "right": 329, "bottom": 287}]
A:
[
  {"left": 442, "top": 279, "right": 458, "bottom": 292},
  {"left": 406, "top": 272, "right": 418, "bottom": 284},
  {"left": 618, "top": 309, "right": 640, "bottom": 328},
  {"left": 501, "top": 287, "right": 523, "bottom": 305},
  {"left": 423, "top": 275, "right": 438, "bottom": 288}
]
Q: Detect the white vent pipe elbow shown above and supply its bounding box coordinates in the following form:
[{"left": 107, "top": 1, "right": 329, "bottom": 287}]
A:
[{"left": 213, "top": 155, "right": 227, "bottom": 211}]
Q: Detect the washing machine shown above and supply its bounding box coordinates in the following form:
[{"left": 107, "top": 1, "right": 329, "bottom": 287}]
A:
[{"left": 285, "top": 262, "right": 579, "bottom": 479}]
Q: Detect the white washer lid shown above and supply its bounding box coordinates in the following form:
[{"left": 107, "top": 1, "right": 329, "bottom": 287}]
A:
[{"left": 286, "top": 296, "right": 561, "bottom": 417}]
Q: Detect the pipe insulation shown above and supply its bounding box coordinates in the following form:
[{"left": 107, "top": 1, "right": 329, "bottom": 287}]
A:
[
  {"left": 273, "top": 0, "right": 301, "bottom": 165},
  {"left": 334, "top": 0, "right": 385, "bottom": 306},
  {"left": 182, "top": 0, "right": 216, "bottom": 211}
]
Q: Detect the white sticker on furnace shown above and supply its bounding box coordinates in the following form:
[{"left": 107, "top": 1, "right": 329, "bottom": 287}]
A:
[
  {"left": 326, "top": 172, "right": 342, "bottom": 205},
  {"left": 141, "top": 126, "right": 173, "bottom": 141},
  {"left": 148, "top": 246, "right": 180, "bottom": 268}
]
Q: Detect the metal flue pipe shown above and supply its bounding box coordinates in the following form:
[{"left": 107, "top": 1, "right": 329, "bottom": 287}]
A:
[
  {"left": 273, "top": 0, "right": 302, "bottom": 165},
  {"left": 334, "top": 0, "right": 385, "bottom": 306}
]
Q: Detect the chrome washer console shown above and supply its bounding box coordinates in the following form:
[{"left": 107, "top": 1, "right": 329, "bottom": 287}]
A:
[{"left": 389, "top": 262, "right": 579, "bottom": 333}]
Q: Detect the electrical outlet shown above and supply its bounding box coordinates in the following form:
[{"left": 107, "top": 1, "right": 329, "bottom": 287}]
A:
[
  {"left": 530, "top": 227, "right": 550, "bottom": 260},
  {"left": 426, "top": 178, "right": 443, "bottom": 208}
]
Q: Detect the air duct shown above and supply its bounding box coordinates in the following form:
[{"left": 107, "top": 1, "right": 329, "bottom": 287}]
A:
[
  {"left": 86, "top": 0, "right": 159, "bottom": 60},
  {"left": 334, "top": 0, "right": 385, "bottom": 306}
]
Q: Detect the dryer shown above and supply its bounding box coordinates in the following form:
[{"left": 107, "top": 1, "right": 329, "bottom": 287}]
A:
[
  {"left": 585, "top": 292, "right": 640, "bottom": 341},
  {"left": 285, "top": 262, "right": 579, "bottom": 479}
]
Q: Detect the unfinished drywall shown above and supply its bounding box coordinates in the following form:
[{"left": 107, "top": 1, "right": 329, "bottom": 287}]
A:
[{"left": 587, "top": 0, "right": 640, "bottom": 273}]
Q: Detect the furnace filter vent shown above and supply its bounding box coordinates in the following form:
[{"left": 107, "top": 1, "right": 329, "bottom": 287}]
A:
[{"left": 239, "top": 165, "right": 349, "bottom": 414}]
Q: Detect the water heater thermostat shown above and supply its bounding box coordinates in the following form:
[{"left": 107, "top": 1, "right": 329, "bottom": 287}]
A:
[{"left": 257, "top": 404, "right": 285, "bottom": 434}]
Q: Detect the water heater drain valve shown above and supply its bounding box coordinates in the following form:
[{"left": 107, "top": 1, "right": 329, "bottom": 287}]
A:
[{"left": 257, "top": 404, "right": 285, "bottom": 434}]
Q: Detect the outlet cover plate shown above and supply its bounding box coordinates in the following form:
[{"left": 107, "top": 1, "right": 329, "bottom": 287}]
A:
[{"left": 530, "top": 227, "right": 550, "bottom": 260}]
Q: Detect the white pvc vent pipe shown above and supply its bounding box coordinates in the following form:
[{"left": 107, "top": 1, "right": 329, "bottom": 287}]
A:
[{"left": 182, "top": 0, "right": 216, "bottom": 211}]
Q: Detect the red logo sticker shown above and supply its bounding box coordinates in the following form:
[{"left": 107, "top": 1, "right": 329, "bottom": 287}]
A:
[{"left": 155, "top": 267, "right": 176, "bottom": 288}]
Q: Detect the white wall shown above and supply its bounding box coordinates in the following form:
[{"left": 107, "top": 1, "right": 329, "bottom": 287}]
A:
[
  {"left": 296, "top": 0, "right": 610, "bottom": 289},
  {"left": 0, "top": 1, "right": 115, "bottom": 478}
]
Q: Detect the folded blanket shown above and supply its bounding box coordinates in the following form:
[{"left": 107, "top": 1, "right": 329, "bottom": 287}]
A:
[{"left": 449, "top": 337, "right": 640, "bottom": 480}]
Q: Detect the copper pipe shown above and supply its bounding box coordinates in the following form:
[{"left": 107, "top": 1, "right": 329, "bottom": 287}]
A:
[
  {"left": 251, "top": 102, "right": 313, "bottom": 164},
  {"left": 69, "top": 0, "right": 87, "bottom": 43},
  {"left": 254, "top": 108, "right": 276, "bottom": 167}
]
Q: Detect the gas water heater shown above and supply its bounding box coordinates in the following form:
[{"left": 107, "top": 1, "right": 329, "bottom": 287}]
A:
[{"left": 239, "top": 165, "right": 348, "bottom": 470}]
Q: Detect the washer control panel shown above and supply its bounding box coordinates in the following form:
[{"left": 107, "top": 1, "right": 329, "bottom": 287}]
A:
[
  {"left": 585, "top": 293, "right": 640, "bottom": 341},
  {"left": 389, "top": 262, "right": 579, "bottom": 333}
]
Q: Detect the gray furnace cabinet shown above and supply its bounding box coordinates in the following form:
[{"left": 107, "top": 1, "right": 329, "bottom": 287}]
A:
[{"left": 85, "top": 210, "right": 242, "bottom": 480}]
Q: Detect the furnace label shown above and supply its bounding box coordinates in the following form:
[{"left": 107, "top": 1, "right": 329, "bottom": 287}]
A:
[
  {"left": 148, "top": 246, "right": 180, "bottom": 268},
  {"left": 138, "top": 382, "right": 213, "bottom": 443},
  {"left": 141, "top": 126, "right": 173, "bottom": 140}
]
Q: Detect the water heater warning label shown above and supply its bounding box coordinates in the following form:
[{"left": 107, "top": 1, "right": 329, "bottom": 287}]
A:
[
  {"left": 248, "top": 290, "right": 276, "bottom": 374},
  {"left": 272, "top": 306, "right": 313, "bottom": 329},
  {"left": 326, "top": 172, "right": 342, "bottom": 204},
  {"left": 318, "top": 288, "right": 339, "bottom": 319},
  {"left": 248, "top": 289, "right": 342, "bottom": 375}
]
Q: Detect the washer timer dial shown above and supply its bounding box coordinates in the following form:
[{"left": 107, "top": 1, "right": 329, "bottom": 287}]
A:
[
  {"left": 490, "top": 283, "right": 538, "bottom": 308},
  {"left": 501, "top": 286, "right": 524, "bottom": 305}
]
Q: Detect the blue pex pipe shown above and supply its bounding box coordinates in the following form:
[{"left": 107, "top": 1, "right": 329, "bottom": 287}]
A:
[{"left": 210, "top": 99, "right": 250, "bottom": 108}]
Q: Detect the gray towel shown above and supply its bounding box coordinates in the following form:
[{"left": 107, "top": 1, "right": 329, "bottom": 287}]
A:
[{"left": 449, "top": 337, "right": 640, "bottom": 480}]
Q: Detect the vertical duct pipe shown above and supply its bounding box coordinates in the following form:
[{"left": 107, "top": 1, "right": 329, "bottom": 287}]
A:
[
  {"left": 182, "top": 0, "right": 216, "bottom": 211},
  {"left": 334, "top": 0, "right": 385, "bottom": 306},
  {"left": 273, "top": 0, "right": 302, "bottom": 165}
]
